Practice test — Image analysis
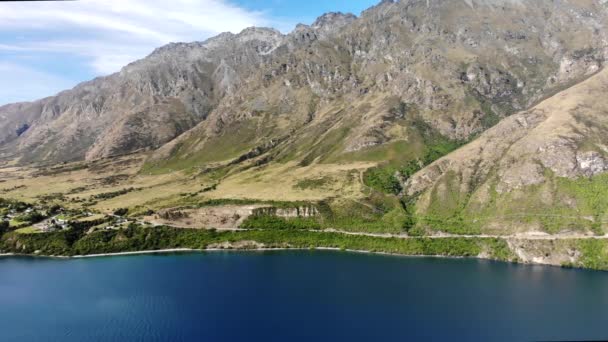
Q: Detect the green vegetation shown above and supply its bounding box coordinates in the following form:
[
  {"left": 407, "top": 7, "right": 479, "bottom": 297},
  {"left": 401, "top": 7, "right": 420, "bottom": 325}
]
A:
[
  {"left": 578, "top": 240, "right": 608, "bottom": 270},
  {"left": 0, "top": 224, "right": 516, "bottom": 261},
  {"left": 364, "top": 167, "right": 402, "bottom": 194},
  {"left": 15, "top": 227, "right": 40, "bottom": 235},
  {"left": 363, "top": 118, "right": 463, "bottom": 195},
  {"left": 113, "top": 208, "right": 129, "bottom": 217},
  {"left": 318, "top": 197, "right": 409, "bottom": 234},
  {"left": 416, "top": 170, "right": 483, "bottom": 235},
  {"left": 0, "top": 198, "right": 30, "bottom": 212},
  {"left": 14, "top": 211, "right": 46, "bottom": 225},
  {"left": 413, "top": 171, "right": 608, "bottom": 236},
  {"left": 484, "top": 238, "right": 515, "bottom": 261},
  {"left": 240, "top": 215, "right": 321, "bottom": 230},
  {"left": 556, "top": 174, "right": 608, "bottom": 235},
  {"left": 93, "top": 188, "right": 138, "bottom": 200},
  {"left": 294, "top": 176, "right": 332, "bottom": 190},
  {"left": 0, "top": 221, "right": 9, "bottom": 236},
  {"left": 422, "top": 140, "right": 462, "bottom": 165},
  {"left": 354, "top": 118, "right": 465, "bottom": 234}
]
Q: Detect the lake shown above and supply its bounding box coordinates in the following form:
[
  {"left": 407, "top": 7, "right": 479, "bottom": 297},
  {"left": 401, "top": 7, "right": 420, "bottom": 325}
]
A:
[{"left": 1, "top": 251, "right": 607, "bottom": 341}]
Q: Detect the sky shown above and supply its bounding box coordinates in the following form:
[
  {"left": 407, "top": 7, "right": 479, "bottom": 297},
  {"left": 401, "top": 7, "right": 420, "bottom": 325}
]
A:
[{"left": 0, "top": 0, "right": 378, "bottom": 106}]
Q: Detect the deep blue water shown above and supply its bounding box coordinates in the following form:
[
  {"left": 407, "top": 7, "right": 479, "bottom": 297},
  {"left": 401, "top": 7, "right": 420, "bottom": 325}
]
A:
[{"left": 1, "top": 251, "right": 608, "bottom": 342}]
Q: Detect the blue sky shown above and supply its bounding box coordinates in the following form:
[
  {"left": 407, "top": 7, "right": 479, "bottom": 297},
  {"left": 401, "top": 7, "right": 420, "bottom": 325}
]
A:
[{"left": 0, "top": 0, "right": 378, "bottom": 106}]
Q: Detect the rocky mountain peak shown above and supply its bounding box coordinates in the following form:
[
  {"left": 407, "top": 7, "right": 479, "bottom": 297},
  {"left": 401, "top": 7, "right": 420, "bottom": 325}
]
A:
[
  {"left": 312, "top": 12, "right": 357, "bottom": 32},
  {"left": 361, "top": 0, "right": 397, "bottom": 17},
  {"left": 199, "top": 31, "right": 236, "bottom": 48},
  {"left": 237, "top": 27, "right": 283, "bottom": 41},
  {"left": 235, "top": 27, "right": 284, "bottom": 54},
  {"left": 146, "top": 41, "right": 207, "bottom": 60}
]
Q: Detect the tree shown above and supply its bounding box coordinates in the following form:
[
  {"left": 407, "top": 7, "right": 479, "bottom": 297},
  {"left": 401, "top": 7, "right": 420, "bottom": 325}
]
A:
[
  {"left": 0, "top": 221, "right": 9, "bottom": 236},
  {"left": 17, "top": 211, "right": 46, "bottom": 224},
  {"left": 364, "top": 167, "right": 403, "bottom": 195},
  {"left": 49, "top": 204, "right": 62, "bottom": 215},
  {"left": 113, "top": 208, "right": 129, "bottom": 217}
]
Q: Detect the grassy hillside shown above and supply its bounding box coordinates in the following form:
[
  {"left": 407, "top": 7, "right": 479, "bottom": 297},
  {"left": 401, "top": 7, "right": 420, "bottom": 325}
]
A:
[{"left": 406, "top": 68, "right": 608, "bottom": 236}]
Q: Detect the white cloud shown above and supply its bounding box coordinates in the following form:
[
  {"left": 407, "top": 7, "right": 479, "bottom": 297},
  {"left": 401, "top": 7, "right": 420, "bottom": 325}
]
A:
[{"left": 0, "top": 0, "right": 283, "bottom": 75}]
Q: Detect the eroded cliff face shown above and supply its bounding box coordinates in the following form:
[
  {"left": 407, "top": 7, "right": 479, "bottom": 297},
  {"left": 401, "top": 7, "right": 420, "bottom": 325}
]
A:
[
  {"left": 253, "top": 206, "right": 319, "bottom": 218},
  {"left": 1, "top": 0, "right": 607, "bottom": 167}
]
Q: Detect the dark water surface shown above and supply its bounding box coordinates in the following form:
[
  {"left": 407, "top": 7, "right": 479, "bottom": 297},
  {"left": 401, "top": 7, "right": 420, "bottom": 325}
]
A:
[{"left": 1, "top": 251, "right": 608, "bottom": 341}]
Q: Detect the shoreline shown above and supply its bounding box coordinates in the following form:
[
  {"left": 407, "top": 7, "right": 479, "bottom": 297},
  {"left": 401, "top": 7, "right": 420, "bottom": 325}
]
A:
[
  {"left": 0, "top": 246, "right": 491, "bottom": 263},
  {"left": 0, "top": 247, "right": 590, "bottom": 271}
]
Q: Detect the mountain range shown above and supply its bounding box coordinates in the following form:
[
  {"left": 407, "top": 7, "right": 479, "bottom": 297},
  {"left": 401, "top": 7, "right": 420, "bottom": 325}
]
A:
[{"left": 2, "top": 0, "right": 608, "bottom": 239}]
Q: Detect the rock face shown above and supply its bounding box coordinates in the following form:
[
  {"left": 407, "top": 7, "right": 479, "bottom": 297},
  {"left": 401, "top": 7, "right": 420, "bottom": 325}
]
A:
[
  {"left": 0, "top": 28, "right": 284, "bottom": 164},
  {"left": 408, "top": 67, "right": 608, "bottom": 195},
  {"left": 253, "top": 206, "right": 319, "bottom": 218},
  {"left": 404, "top": 67, "right": 608, "bottom": 235},
  {"left": 1, "top": 0, "right": 608, "bottom": 166}
]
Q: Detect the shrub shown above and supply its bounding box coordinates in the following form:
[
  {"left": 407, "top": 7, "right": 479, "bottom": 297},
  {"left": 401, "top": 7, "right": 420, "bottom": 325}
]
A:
[
  {"left": 364, "top": 167, "right": 402, "bottom": 195},
  {"left": 113, "top": 208, "right": 129, "bottom": 216},
  {"left": 0, "top": 221, "right": 9, "bottom": 235},
  {"left": 16, "top": 211, "right": 46, "bottom": 224}
]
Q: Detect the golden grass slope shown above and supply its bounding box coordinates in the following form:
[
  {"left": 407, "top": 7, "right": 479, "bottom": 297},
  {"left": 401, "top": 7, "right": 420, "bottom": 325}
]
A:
[{"left": 0, "top": 153, "right": 374, "bottom": 214}]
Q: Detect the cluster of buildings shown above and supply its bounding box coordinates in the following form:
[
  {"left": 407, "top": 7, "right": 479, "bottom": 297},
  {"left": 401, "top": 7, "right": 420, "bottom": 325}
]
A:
[
  {"left": 1, "top": 201, "right": 125, "bottom": 233},
  {"left": 103, "top": 216, "right": 129, "bottom": 231},
  {"left": 37, "top": 217, "right": 69, "bottom": 233},
  {"left": 36, "top": 211, "right": 99, "bottom": 232}
]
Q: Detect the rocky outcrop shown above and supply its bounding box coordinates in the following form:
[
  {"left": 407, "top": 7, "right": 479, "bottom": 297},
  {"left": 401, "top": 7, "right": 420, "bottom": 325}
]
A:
[
  {"left": 407, "top": 66, "right": 608, "bottom": 196},
  {"left": 253, "top": 205, "right": 319, "bottom": 218},
  {"left": 404, "top": 67, "right": 608, "bottom": 235}
]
